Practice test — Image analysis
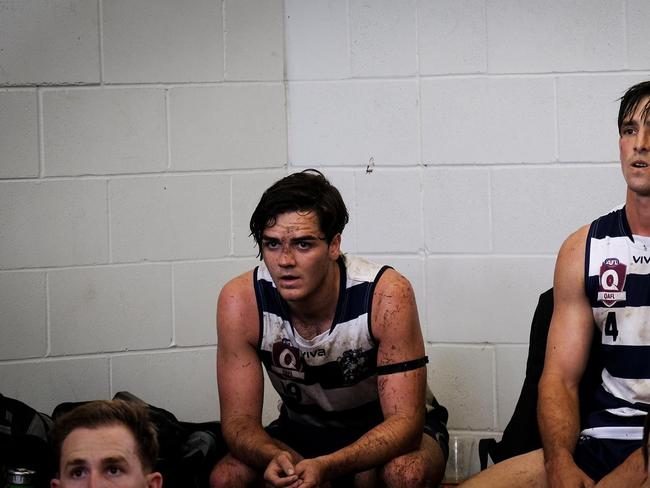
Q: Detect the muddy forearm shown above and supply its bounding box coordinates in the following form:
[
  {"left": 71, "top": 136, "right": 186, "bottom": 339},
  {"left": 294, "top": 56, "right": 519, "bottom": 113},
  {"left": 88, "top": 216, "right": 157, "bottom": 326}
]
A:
[{"left": 222, "top": 416, "right": 286, "bottom": 470}]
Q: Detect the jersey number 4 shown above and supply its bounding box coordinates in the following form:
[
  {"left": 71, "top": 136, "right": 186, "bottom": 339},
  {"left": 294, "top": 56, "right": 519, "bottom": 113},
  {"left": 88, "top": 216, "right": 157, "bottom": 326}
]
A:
[{"left": 604, "top": 311, "right": 619, "bottom": 342}]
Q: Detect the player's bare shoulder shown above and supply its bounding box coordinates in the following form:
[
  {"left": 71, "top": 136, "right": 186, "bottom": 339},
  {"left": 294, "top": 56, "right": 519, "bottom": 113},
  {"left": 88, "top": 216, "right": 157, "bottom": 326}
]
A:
[
  {"left": 560, "top": 224, "right": 590, "bottom": 258},
  {"left": 373, "top": 268, "right": 416, "bottom": 305},
  {"left": 217, "top": 270, "right": 258, "bottom": 342},
  {"left": 553, "top": 224, "right": 591, "bottom": 276},
  {"left": 371, "top": 268, "right": 419, "bottom": 335},
  {"left": 218, "top": 270, "right": 255, "bottom": 307}
]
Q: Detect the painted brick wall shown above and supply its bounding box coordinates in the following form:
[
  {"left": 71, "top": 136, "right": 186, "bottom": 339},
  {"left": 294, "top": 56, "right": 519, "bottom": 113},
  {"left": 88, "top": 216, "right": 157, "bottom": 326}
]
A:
[
  {"left": 1, "top": 0, "right": 649, "bottom": 475},
  {"left": 0, "top": 0, "right": 286, "bottom": 427},
  {"left": 284, "top": 1, "right": 648, "bottom": 461}
]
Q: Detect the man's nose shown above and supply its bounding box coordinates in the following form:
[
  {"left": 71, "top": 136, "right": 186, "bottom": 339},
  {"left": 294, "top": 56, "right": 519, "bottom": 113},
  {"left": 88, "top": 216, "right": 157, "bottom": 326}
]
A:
[
  {"left": 87, "top": 471, "right": 103, "bottom": 488},
  {"left": 635, "top": 127, "right": 650, "bottom": 152},
  {"left": 278, "top": 245, "right": 296, "bottom": 266}
]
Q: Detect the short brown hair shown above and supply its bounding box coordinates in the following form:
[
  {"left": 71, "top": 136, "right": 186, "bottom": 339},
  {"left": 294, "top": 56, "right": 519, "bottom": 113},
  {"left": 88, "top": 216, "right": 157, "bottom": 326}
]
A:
[{"left": 50, "top": 399, "right": 159, "bottom": 473}]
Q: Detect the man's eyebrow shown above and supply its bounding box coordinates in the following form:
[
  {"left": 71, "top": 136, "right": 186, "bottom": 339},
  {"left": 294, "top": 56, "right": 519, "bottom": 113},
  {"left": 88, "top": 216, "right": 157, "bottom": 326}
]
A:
[
  {"left": 64, "top": 458, "right": 88, "bottom": 469},
  {"left": 291, "top": 235, "right": 322, "bottom": 241},
  {"left": 261, "top": 234, "right": 322, "bottom": 241},
  {"left": 102, "top": 455, "right": 128, "bottom": 465}
]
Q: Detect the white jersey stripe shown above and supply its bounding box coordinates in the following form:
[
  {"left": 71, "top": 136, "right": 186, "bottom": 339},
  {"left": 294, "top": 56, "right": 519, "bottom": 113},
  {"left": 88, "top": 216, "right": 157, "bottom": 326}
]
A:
[
  {"left": 588, "top": 236, "right": 650, "bottom": 276},
  {"left": 601, "top": 369, "right": 650, "bottom": 406},
  {"left": 581, "top": 426, "right": 643, "bottom": 440},
  {"left": 592, "top": 307, "right": 650, "bottom": 345}
]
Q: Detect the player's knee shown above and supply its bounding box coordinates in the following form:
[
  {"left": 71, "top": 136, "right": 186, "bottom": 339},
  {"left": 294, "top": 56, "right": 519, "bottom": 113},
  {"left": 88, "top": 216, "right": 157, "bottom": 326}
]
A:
[
  {"left": 208, "top": 464, "right": 235, "bottom": 488},
  {"left": 209, "top": 456, "right": 254, "bottom": 488},
  {"left": 380, "top": 455, "right": 437, "bottom": 488}
]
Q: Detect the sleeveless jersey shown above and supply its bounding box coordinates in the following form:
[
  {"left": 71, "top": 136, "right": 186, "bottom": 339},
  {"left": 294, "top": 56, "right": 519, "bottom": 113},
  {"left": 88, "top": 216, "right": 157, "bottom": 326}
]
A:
[
  {"left": 255, "top": 254, "right": 389, "bottom": 429},
  {"left": 583, "top": 206, "right": 650, "bottom": 440}
]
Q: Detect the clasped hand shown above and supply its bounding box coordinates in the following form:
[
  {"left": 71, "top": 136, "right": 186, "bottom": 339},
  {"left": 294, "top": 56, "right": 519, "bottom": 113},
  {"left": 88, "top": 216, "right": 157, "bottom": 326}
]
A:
[
  {"left": 264, "top": 451, "right": 329, "bottom": 488},
  {"left": 547, "top": 457, "right": 595, "bottom": 488}
]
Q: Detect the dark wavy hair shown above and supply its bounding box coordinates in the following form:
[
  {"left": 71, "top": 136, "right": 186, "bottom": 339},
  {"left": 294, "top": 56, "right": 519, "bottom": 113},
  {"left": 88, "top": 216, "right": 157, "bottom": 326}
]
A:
[
  {"left": 250, "top": 169, "right": 349, "bottom": 259},
  {"left": 618, "top": 80, "right": 650, "bottom": 133},
  {"left": 50, "top": 399, "right": 159, "bottom": 473}
]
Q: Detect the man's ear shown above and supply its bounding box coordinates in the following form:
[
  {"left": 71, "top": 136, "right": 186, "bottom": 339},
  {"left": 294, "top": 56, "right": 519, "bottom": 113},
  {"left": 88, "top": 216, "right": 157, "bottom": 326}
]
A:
[
  {"left": 146, "top": 471, "right": 163, "bottom": 488},
  {"left": 328, "top": 233, "right": 341, "bottom": 260},
  {"left": 51, "top": 478, "right": 60, "bottom": 488}
]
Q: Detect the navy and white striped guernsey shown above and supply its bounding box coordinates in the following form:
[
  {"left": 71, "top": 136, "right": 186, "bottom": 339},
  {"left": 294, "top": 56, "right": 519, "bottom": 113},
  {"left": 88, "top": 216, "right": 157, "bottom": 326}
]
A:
[
  {"left": 255, "top": 254, "right": 389, "bottom": 429},
  {"left": 583, "top": 206, "right": 650, "bottom": 441}
]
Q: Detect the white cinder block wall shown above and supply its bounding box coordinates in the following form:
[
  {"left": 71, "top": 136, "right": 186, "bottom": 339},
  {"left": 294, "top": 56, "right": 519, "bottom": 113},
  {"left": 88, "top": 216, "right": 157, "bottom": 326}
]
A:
[{"left": 1, "top": 0, "right": 649, "bottom": 475}]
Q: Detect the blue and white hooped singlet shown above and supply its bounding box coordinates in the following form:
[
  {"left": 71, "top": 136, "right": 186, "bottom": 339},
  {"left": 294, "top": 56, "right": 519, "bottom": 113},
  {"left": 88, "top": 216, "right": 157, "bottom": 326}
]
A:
[
  {"left": 255, "top": 254, "right": 389, "bottom": 430},
  {"left": 583, "top": 206, "right": 650, "bottom": 440}
]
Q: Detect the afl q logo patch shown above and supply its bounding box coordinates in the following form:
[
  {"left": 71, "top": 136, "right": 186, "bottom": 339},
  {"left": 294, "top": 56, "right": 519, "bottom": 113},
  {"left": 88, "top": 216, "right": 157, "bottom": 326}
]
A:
[
  {"left": 271, "top": 339, "right": 305, "bottom": 379},
  {"left": 597, "top": 258, "right": 627, "bottom": 307}
]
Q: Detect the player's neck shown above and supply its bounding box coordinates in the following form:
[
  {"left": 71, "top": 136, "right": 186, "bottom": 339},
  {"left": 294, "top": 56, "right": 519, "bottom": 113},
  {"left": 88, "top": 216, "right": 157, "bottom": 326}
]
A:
[
  {"left": 626, "top": 190, "right": 650, "bottom": 236},
  {"left": 289, "top": 261, "right": 340, "bottom": 336}
]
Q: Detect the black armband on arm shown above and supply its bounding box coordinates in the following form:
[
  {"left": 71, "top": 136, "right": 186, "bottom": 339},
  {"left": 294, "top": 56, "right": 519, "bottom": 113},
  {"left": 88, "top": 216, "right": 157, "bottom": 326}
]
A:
[{"left": 375, "top": 356, "right": 428, "bottom": 376}]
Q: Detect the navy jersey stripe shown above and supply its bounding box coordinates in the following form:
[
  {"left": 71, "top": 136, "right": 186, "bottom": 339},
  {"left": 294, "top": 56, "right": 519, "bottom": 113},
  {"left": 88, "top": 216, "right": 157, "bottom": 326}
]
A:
[
  {"left": 601, "top": 344, "right": 650, "bottom": 378},
  {"left": 330, "top": 257, "right": 348, "bottom": 334},
  {"left": 585, "top": 409, "right": 647, "bottom": 430},
  {"left": 338, "top": 281, "right": 374, "bottom": 324},
  {"left": 588, "top": 207, "right": 631, "bottom": 240},
  {"left": 254, "top": 267, "right": 265, "bottom": 351},
  {"left": 589, "top": 385, "right": 650, "bottom": 413},
  {"left": 583, "top": 386, "right": 649, "bottom": 430},
  {"left": 260, "top": 349, "right": 378, "bottom": 388},
  {"left": 256, "top": 279, "right": 289, "bottom": 320},
  {"left": 584, "top": 220, "right": 595, "bottom": 297}
]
